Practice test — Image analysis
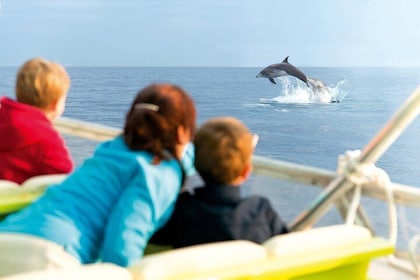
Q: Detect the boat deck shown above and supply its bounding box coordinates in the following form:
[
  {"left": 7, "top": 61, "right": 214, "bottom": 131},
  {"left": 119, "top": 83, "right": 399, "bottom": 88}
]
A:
[{"left": 369, "top": 257, "right": 418, "bottom": 280}]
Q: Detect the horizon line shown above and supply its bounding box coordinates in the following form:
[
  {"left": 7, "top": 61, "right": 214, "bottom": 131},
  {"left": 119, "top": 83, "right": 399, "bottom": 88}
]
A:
[{"left": 1, "top": 65, "right": 420, "bottom": 68}]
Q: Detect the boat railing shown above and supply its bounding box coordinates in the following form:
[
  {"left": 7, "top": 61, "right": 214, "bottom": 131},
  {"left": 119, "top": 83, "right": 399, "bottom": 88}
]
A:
[{"left": 55, "top": 116, "right": 420, "bottom": 209}]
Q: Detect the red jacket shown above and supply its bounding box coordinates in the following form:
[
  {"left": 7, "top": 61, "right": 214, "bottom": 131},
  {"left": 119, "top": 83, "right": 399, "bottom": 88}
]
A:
[{"left": 0, "top": 97, "right": 74, "bottom": 184}]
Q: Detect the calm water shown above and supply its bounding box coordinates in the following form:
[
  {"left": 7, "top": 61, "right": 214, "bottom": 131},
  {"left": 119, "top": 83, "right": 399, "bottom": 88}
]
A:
[{"left": 1, "top": 67, "right": 419, "bottom": 245}]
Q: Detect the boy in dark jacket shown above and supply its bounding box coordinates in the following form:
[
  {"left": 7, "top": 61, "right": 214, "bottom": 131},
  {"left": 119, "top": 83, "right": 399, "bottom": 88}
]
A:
[{"left": 153, "top": 117, "right": 288, "bottom": 248}]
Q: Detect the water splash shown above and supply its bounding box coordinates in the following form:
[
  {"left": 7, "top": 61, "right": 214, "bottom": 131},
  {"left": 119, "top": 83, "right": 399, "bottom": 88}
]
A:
[{"left": 259, "top": 77, "right": 349, "bottom": 104}]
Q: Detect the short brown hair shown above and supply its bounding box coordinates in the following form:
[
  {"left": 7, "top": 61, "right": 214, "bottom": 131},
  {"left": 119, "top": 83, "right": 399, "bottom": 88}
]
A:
[
  {"left": 124, "top": 83, "right": 196, "bottom": 160},
  {"left": 194, "top": 117, "right": 254, "bottom": 185},
  {"left": 15, "top": 58, "right": 70, "bottom": 109}
]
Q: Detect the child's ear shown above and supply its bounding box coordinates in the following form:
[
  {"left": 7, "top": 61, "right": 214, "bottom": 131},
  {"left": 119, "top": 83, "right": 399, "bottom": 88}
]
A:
[
  {"left": 231, "top": 161, "right": 253, "bottom": 186},
  {"left": 43, "top": 95, "right": 66, "bottom": 121},
  {"left": 42, "top": 99, "right": 59, "bottom": 121},
  {"left": 241, "top": 161, "right": 253, "bottom": 181},
  {"left": 177, "top": 125, "right": 191, "bottom": 144}
]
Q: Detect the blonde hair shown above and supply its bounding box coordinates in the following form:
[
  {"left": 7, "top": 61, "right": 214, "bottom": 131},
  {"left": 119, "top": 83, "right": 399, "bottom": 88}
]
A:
[
  {"left": 15, "top": 58, "right": 70, "bottom": 109},
  {"left": 194, "top": 117, "right": 254, "bottom": 185}
]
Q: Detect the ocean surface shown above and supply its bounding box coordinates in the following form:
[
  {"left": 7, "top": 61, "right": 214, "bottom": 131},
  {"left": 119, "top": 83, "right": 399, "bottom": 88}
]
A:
[{"left": 1, "top": 66, "right": 419, "bottom": 247}]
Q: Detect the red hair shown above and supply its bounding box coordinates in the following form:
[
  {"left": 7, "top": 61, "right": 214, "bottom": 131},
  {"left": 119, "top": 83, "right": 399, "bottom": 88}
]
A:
[{"left": 124, "top": 83, "right": 196, "bottom": 160}]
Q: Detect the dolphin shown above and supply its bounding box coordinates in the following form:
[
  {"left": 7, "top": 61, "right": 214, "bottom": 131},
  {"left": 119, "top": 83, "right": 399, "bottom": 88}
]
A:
[
  {"left": 256, "top": 56, "right": 309, "bottom": 86},
  {"left": 307, "top": 78, "right": 327, "bottom": 92},
  {"left": 307, "top": 78, "right": 340, "bottom": 103}
]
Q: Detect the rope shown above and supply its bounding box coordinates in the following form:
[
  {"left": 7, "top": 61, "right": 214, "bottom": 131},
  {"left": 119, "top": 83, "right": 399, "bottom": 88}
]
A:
[
  {"left": 337, "top": 150, "right": 419, "bottom": 277},
  {"left": 409, "top": 235, "right": 420, "bottom": 275},
  {"left": 399, "top": 206, "right": 420, "bottom": 276}
]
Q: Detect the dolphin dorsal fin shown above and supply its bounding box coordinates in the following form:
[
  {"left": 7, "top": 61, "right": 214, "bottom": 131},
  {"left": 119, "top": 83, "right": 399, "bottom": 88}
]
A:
[{"left": 282, "top": 56, "right": 289, "bottom": 63}]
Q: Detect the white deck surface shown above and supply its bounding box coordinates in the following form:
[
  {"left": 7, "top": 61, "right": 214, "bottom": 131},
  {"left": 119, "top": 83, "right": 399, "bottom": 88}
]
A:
[{"left": 369, "top": 257, "right": 418, "bottom": 280}]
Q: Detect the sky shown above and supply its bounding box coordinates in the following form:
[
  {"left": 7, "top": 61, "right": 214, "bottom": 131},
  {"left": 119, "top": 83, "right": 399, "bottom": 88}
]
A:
[{"left": 1, "top": 0, "right": 420, "bottom": 67}]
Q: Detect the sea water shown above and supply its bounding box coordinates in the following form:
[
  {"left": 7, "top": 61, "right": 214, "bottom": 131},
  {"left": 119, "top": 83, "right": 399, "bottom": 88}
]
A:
[{"left": 1, "top": 66, "right": 419, "bottom": 247}]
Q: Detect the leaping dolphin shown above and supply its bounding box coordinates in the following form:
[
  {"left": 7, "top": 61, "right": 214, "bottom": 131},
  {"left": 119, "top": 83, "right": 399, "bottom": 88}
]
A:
[
  {"left": 307, "top": 78, "right": 340, "bottom": 103},
  {"left": 256, "top": 56, "right": 309, "bottom": 87}
]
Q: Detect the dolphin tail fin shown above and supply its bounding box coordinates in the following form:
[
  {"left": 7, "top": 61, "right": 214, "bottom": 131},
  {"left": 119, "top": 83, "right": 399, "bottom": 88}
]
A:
[
  {"left": 282, "top": 56, "right": 289, "bottom": 63},
  {"left": 269, "top": 78, "right": 277, "bottom": 84}
]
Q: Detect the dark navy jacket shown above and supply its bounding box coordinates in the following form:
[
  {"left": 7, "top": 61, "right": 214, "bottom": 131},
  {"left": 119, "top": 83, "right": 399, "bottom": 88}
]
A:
[{"left": 152, "top": 184, "right": 289, "bottom": 248}]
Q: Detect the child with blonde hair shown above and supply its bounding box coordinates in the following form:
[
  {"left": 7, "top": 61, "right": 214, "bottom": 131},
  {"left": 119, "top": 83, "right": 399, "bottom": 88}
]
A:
[
  {"left": 153, "top": 117, "right": 288, "bottom": 248},
  {"left": 0, "top": 58, "right": 73, "bottom": 183}
]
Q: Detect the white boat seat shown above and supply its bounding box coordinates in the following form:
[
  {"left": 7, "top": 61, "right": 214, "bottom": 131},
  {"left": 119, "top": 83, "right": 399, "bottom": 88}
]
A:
[
  {"left": 0, "top": 174, "right": 67, "bottom": 215},
  {"left": 18, "top": 174, "right": 67, "bottom": 192},
  {"left": 0, "top": 263, "right": 131, "bottom": 280},
  {"left": 0, "top": 225, "right": 394, "bottom": 280},
  {"left": 0, "top": 180, "right": 20, "bottom": 192},
  {"left": 130, "top": 240, "right": 267, "bottom": 280},
  {"left": 263, "top": 224, "right": 372, "bottom": 259},
  {"left": 0, "top": 233, "right": 80, "bottom": 277},
  {"left": 129, "top": 224, "right": 389, "bottom": 280}
]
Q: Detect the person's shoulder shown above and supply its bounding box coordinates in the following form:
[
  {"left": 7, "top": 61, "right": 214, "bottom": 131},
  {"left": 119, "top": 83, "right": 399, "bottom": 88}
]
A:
[
  {"left": 243, "top": 195, "right": 271, "bottom": 203},
  {"left": 0, "top": 96, "right": 20, "bottom": 108},
  {"left": 87, "top": 137, "right": 151, "bottom": 173},
  {"left": 1, "top": 97, "right": 45, "bottom": 118},
  {"left": 241, "top": 195, "right": 274, "bottom": 209},
  {"left": 94, "top": 136, "right": 133, "bottom": 156},
  {"left": 15, "top": 114, "right": 57, "bottom": 145}
]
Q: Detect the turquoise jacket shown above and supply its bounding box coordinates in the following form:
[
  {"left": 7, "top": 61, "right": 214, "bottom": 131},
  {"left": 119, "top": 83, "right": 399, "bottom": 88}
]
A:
[{"left": 0, "top": 136, "right": 194, "bottom": 266}]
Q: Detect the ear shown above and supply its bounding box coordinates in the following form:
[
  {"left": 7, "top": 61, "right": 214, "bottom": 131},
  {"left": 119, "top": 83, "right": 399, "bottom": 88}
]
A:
[
  {"left": 43, "top": 94, "right": 67, "bottom": 121},
  {"left": 174, "top": 125, "right": 191, "bottom": 159},
  {"left": 42, "top": 99, "right": 59, "bottom": 121},
  {"left": 241, "top": 161, "right": 253, "bottom": 181},
  {"left": 176, "top": 125, "right": 191, "bottom": 145},
  {"left": 231, "top": 161, "right": 253, "bottom": 186}
]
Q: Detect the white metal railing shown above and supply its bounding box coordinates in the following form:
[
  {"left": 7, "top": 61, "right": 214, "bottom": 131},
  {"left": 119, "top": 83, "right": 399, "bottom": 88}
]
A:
[
  {"left": 55, "top": 117, "right": 420, "bottom": 209},
  {"left": 55, "top": 117, "right": 121, "bottom": 141}
]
